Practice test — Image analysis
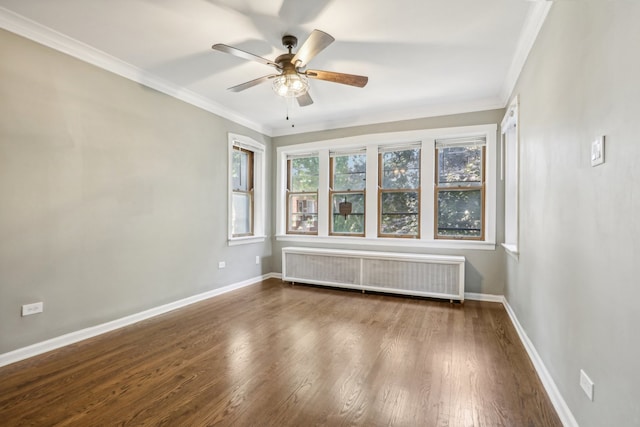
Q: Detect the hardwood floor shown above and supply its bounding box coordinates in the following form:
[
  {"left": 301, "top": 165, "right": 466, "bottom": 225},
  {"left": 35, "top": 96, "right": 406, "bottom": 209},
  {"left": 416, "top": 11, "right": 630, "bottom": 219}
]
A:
[{"left": 0, "top": 279, "right": 561, "bottom": 426}]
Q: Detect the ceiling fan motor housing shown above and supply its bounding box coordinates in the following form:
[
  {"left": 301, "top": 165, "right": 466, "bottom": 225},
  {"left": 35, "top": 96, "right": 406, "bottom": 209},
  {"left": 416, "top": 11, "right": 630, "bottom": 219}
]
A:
[{"left": 282, "top": 35, "right": 298, "bottom": 51}]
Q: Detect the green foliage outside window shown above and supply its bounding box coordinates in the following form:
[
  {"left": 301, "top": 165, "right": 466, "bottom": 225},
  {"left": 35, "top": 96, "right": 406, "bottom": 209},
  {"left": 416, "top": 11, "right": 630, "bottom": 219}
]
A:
[
  {"left": 436, "top": 145, "right": 484, "bottom": 239},
  {"left": 379, "top": 148, "right": 420, "bottom": 237},
  {"left": 332, "top": 193, "right": 365, "bottom": 234},
  {"left": 290, "top": 157, "right": 319, "bottom": 192}
]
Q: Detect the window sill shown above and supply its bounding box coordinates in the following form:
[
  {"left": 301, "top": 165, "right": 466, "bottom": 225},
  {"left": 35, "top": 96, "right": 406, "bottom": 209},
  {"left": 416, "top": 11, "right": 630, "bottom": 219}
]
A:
[
  {"left": 228, "top": 235, "right": 266, "bottom": 246},
  {"left": 276, "top": 234, "right": 496, "bottom": 251},
  {"left": 502, "top": 243, "right": 519, "bottom": 260}
]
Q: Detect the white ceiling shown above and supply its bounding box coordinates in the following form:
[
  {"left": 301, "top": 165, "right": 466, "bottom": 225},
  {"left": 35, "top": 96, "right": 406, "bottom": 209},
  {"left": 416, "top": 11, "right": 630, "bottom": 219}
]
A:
[{"left": 0, "top": 0, "right": 549, "bottom": 136}]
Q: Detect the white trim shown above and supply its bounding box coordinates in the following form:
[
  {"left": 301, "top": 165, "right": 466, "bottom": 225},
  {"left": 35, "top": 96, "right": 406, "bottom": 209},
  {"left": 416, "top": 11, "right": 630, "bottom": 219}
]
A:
[
  {"left": 228, "top": 235, "right": 267, "bottom": 246},
  {"left": 503, "top": 299, "right": 579, "bottom": 427},
  {"left": 502, "top": 243, "right": 520, "bottom": 261},
  {"left": 228, "top": 133, "right": 266, "bottom": 243},
  {"left": 501, "top": 96, "right": 520, "bottom": 254},
  {"left": 272, "top": 99, "right": 505, "bottom": 137},
  {"left": 276, "top": 234, "right": 496, "bottom": 251},
  {"left": 499, "top": 2, "right": 552, "bottom": 104},
  {"left": 464, "top": 292, "right": 504, "bottom": 303},
  {"left": 0, "top": 7, "right": 269, "bottom": 136},
  {"left": 0, "top": 6, "right": 550, "bottom": 139},
  {"left": 275, "top": 125, "right": 497, "bottom": 247},
  {"left": 0, "top": 274, "right": 275, "bottom": 368}
]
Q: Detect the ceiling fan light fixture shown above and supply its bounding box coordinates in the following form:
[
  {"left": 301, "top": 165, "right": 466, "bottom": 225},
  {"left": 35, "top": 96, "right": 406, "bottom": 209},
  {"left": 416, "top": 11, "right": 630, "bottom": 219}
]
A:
[{"left": 272, "top": 73, "right": 309, "bottom": 98}]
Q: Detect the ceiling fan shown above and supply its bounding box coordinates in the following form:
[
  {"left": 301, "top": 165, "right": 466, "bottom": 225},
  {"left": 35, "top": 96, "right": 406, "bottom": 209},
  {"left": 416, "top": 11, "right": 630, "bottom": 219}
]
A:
[{"left": 212, "top": 29, "right": 368, "bottom": 107}]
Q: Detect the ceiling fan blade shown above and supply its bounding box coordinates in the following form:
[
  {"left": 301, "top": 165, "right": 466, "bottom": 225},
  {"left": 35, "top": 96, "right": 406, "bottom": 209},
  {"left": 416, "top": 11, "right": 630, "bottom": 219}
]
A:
[
  {"left": 212, "top": 44, "right": 279, "bottom": 68},
  {"left": 228, "top": 74, "right": 278, "bottom": 92},
  {"left": 305, "top": 70, "right": 368, "bottom": 88},
  {"left": 291, "top": 29, "right": 335, "bottom": 68},
  {"left": 296, "top": 92, "right": 313, "bottom": 107}
]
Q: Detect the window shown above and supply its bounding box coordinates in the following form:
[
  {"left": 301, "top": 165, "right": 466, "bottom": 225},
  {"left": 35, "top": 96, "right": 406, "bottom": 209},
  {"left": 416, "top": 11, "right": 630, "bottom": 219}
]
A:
[
  {"left": 228, "top": 133, "right": 265, "bottom": 245},
  {"left": 287, "top": 155, "right": 319, "bottom": 234},
  {"left": 231, "top": 147, "right": 253, "bottom": 236},
  {"left": 276, "top": 125, "right": 497, "bottom": 249},
  {"left": 378, "top": 146, "right": 421, "bottom": 237},
  {"left": 435, "top": 137, "right": 485, "bottom": 240},
  {"left": 330, "top": 152, "right": 366, "bottom": 236},
  {"left": 501, "top": 96, "right": 519, "bottom": 255}
]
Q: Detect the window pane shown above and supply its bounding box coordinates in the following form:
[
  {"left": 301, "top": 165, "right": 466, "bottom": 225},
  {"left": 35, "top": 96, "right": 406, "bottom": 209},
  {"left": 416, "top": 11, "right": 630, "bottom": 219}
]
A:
[
  {"left": 332, "top": 154, "right": 366, "bottom": 191},
  {"left": 437, "top": 189, "right": 482, "bottom": 237},
  {"left": 232, "top": 150, "right": 249, "bottom": 191},
  {"left": 288, "top": 194, "right": 318, "bottom": 233},
  {"left": 290, "top": 157, "right": 319, "bottom": 192},
  {"left": 231, "top": 192, "right": 251, "bottom": 235},
  {"left": 380, "top": 191, "right": 419, "bottom": 235},
  {"left": 332, "top": 193, "right": 365, "bottom": 234},
  {"left": 438, "top": 146, "right": 482, "bottom": 185},
  {"left": 381, "top": 149, "right": 420, "bottom": 189}
]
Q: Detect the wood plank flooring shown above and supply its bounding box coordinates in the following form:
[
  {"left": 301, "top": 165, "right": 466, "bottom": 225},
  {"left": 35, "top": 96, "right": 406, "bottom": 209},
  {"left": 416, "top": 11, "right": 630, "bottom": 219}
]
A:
[{"left": 0, "top": 279, "right": 562, "bottom": 426}]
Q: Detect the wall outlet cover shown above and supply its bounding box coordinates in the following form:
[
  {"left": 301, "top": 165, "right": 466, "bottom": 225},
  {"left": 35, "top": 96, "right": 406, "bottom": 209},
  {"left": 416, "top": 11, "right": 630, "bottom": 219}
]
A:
[{"left": 22, "top": 302, "right": 44, "bottom": 316}]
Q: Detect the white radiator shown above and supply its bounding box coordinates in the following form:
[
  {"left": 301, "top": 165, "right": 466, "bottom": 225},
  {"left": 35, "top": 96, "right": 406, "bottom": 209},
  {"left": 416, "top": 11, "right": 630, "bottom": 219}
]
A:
[{"left": 282, "top": 247, "right": 465, "bottom": 301}]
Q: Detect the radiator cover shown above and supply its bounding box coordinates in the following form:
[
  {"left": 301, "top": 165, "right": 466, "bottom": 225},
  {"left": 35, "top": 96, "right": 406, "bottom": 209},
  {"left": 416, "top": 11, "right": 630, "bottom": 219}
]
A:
[{"left": 282, "top": 247, "right": 465, "bottom": 301}]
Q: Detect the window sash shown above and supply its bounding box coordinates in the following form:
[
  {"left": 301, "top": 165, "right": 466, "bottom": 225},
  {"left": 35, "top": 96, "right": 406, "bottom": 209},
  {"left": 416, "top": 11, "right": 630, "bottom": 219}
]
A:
[
  {"left": 287, "top": 155, "right": 320, "bottom": 235},
  {"left": 231, "top": 190, "right": 253, "bottom": 237},
  {"left": 330, "top": 191, "right": 365, "bottom": 236},
  {"left": 231, "top": 147, "right": 254, "bottom": 237},
  {"left": 329, "top": 154, "right": 366, "bottom": 236},
  {"left": 434, "top": 144, "right": 485, "bottom": 240},
  {"left": 288, "top": 156, "right": 319, "bottom": 193},
  {"left": 287, "top": 192, "right": 318, "bottom": 234},
  {"left": 378, "top": 189, "right": 420, "bottom": 237},
  {"left": 378, "top": 149, "right": 421, "bottom": 238}
]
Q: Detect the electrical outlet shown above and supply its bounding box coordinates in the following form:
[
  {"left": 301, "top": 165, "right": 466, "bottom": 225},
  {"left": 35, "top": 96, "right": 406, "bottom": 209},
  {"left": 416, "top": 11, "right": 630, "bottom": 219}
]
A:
[
  {"left": 580, "top": 369, "right": 594, "bottom": 401},
  {"left": 22, "top": 302, "right": 43, "bottom": 316},
  {"left": 255, "top": 256, "right": 260, "bottom": 265},
  {"left": 218, "top": 261, "right": 226, "bottom": 269}
]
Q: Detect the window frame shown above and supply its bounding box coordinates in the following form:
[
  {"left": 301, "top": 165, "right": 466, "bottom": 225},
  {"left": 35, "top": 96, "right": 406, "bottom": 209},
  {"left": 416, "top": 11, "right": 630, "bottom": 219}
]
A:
[
  {"left": 377, "top": 146, "right": 422, "bottom": 238},
  {"left": 275, "top": 125, "right": 497, "bottom": 250},
  {"left": 501, "top": 96, "right": 520, "bottom": 258},
  {"left": 434, "top": 142, "right": 486, "bottom": 241},
  {"left": 329, "top": 152, "right": 367, "bottom": 237},
  {"left": 231, "top": 146, "right": 254, "bottom": 237},
  {"left": 227, "top": 133, "right": 266, "bottom": 246},
  {"left": 286, "top": 155, "right": 319, "bottom": 235}
]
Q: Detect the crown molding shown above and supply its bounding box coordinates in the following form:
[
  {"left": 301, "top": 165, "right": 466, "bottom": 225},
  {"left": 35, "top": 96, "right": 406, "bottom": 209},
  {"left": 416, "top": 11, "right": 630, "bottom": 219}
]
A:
[
  {"left": 271, "top": 97, "right": 505, "bottom": 137},
  {"left": 499, "top": 1, "right": 552, "bottom": 105},
  {"left": 1, "top": 3, "right": 550, "bottom": 139},
  {"left": 0, "top": 7, "right": 272, "bottom": 136}
]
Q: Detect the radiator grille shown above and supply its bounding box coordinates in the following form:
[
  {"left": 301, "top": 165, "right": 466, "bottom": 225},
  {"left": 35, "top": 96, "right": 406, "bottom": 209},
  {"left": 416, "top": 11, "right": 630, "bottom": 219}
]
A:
[
  {"left": 282, "top": 247, "right": 465, "bottom": 301},
  {"left": 361, "top": 259, "right": 459, "bottom": 296},
  {"left": 285, "top": 253, "right": 360, "bottom": 285}
]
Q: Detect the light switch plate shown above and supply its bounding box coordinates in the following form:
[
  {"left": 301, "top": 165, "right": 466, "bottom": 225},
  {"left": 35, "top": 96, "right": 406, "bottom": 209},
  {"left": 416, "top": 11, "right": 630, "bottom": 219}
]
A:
[
  {"left": 580, "top": 369, "right": 594, "bottom": 401},
  {"left": 591, "top": 136, "right": 605, "bottom": 167}
]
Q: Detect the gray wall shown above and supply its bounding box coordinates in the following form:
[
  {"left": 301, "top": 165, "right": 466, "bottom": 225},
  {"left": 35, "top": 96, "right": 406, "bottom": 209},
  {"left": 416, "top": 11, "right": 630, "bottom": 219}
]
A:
[
  {"left": 0, "top": 29, "right": 273, "bottom": 354},
  {"left": 272, "top": 109, "right": 507, "bottom": 296},
  {"left": 506, "top": 3, "right": 640, "bottom": 426}
]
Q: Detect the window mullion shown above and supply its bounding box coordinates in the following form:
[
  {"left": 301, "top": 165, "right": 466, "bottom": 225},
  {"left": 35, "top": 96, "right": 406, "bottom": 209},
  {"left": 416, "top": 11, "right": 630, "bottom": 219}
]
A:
[
  {"left": 317, "top": 149, "right": 330, "bottom": 237},
  {"left": 365, "top": 147, "right": 379, "bottom": 238}
]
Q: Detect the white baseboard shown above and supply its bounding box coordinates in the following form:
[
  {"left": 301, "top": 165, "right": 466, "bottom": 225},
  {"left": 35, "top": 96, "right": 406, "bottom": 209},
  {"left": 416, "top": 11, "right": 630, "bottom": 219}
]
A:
[
  {"left": 502, "top": 300, "right": 579, "bottom": 427},
  {"left": 0, "top": 273, "right": 274, "bottom": 368},
  {"left": 464, "top": 292, "right": 505, "bottom": 303}
]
